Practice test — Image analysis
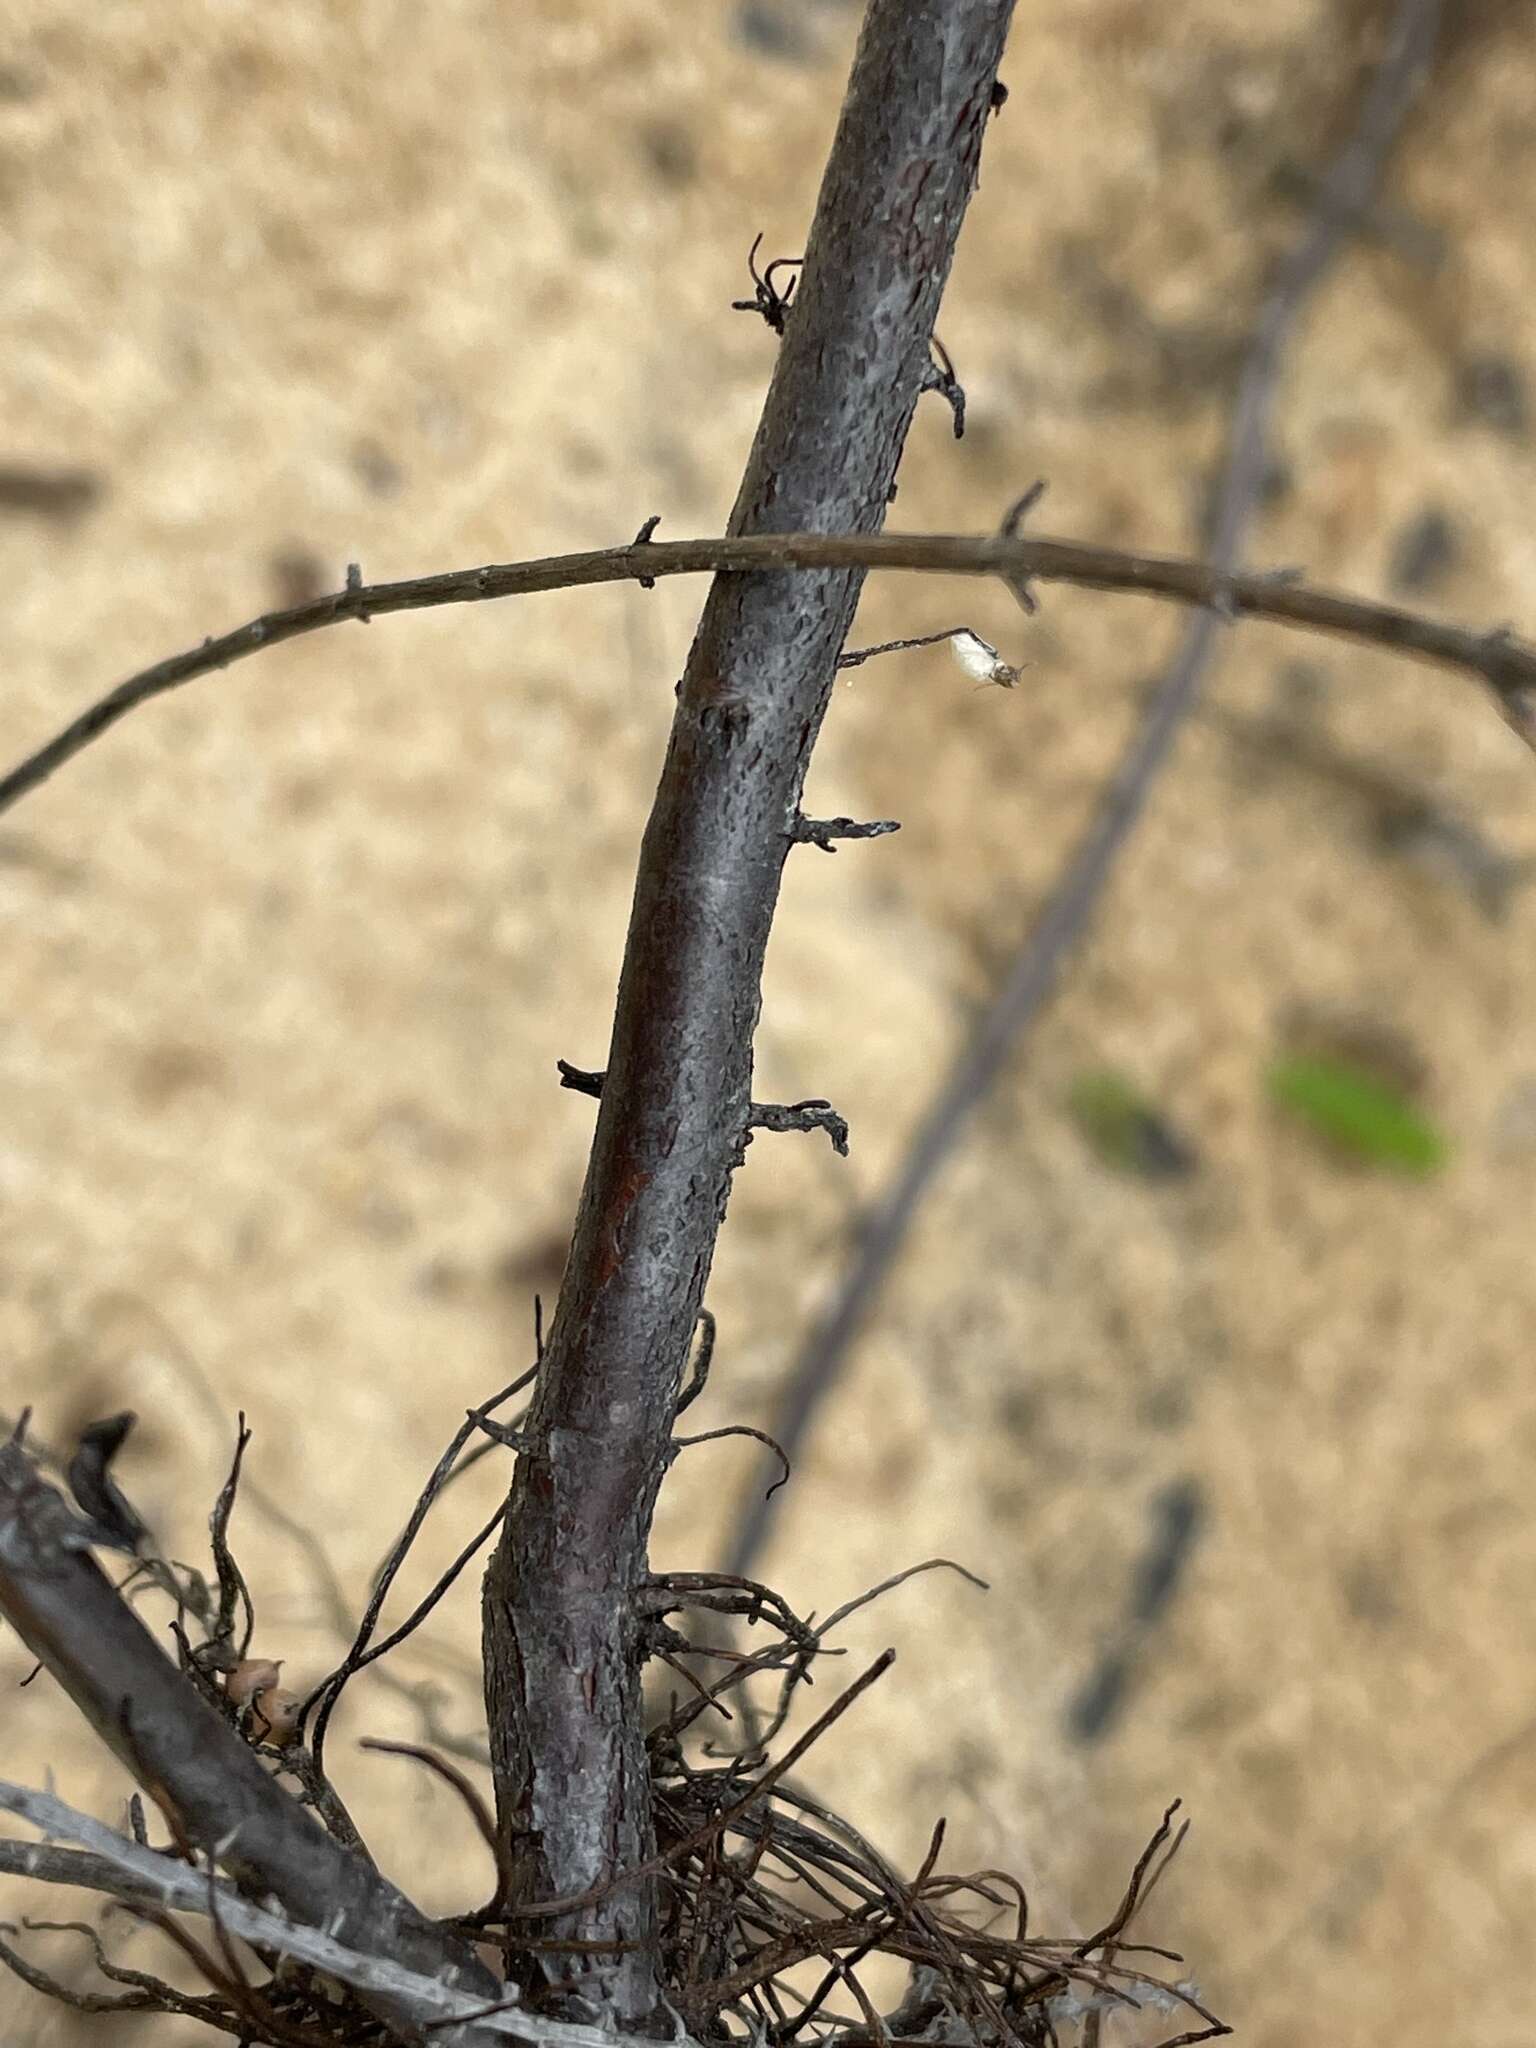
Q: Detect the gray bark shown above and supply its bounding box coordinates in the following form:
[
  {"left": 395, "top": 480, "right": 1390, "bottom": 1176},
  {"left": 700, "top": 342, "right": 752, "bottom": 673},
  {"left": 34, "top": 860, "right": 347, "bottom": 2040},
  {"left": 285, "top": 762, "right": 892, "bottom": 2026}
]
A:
[{"left": 481, "top": 0, "right": 1016, "bottom": 2022}]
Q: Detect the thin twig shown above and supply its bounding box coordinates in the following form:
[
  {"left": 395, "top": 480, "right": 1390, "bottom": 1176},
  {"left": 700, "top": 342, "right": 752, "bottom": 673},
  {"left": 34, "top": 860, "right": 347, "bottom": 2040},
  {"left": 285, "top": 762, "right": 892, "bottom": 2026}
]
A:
[
  {"left": 836, "top": 628, "right": 975, "bottom": 671},
  {"left": 816, "top": 1559, "right": 990, "bottom": 1639},
  {"left": 793, "top": 815, "right": 902, "bottom": 853},
  {"left": 508, "top": 1650, "right": 897, "bottom": 1920},
  {"left": 0, "top": 1444, "right": 503, "bottom": 2040},
  {"left": 208, "top": 1413, "right": 255, "bottom": 1662},
  {"left": 749, "top": 1561, "right": 987, "bottom": 1753},
  {"left": 88, "top": 1292, "right": 498, "bottom": 1760},
  {"left": 1075, "top": 1805, "right": 1188, "bottom": 1961},
  {"left": 0, "top": 1782, "right": 637, "bottom": 2048},
  {"left": 301, "top": 1367, "right": 533, "bottom": 1768},
  {"left": 12, "top": 1916, "right": 233, "bottom": 2023},
  {"left": 671, "top": 1424, "right": 793, "bottom": 1499},
  {"left": 726, "top": 0, "right": 1447, "bottom": 1583},
  {"left": 5, "top": 530, "right": 1533, "bottom": 826},
  {"left": 360, "top": 1737, "right": 504, "bottom": 1898},
  {"left": 266, "top": 1743, "right": 375, "bottom": 1865},
  {"left": 309, "top": 1500, "right": 508, "bottom": 1774}
]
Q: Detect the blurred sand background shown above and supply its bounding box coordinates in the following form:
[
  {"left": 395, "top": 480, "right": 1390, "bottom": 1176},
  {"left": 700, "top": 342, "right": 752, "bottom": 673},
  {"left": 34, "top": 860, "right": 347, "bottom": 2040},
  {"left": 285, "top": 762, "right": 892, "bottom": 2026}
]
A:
[{"left": 4, "top": 2, "right": 1536, "bottom": 2042}]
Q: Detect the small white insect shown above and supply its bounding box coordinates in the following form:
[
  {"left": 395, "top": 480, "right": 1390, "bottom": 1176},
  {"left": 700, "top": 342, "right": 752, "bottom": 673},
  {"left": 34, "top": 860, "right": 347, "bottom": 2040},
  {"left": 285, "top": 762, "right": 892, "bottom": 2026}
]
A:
[{"left": 948, "top": 629, "right": 1021, "bottom": 689}]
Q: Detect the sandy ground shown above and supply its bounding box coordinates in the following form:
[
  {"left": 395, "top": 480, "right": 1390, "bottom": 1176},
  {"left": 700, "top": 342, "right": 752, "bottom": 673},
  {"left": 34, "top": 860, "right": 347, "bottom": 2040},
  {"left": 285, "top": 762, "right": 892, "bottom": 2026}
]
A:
[{"left": 4, "top": 2, "right": 1536, "bottom": 2043}]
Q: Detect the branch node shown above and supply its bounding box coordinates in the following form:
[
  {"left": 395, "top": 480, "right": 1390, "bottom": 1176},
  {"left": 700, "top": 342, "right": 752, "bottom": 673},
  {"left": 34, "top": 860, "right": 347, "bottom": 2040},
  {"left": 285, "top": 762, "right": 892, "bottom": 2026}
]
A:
[
  {"left": 632, "top": 516, "right": 662, "bottom": 589},
  {"left": 345, "top": 561, "right": 371, "bottom": 623},
  {"left": 793, "top": 815, "right": 901, "bottom": 853},
  {"left": 920, "top": 337, "right": 966, "bottom": 439},
  {"left": 556, "top": 1059, "right": 605, "bottom": 1100},
  {"left": 746, "top": 1098, "right": 849, "bottom": 1156},
  {"left": 999, "top": 478, "right": 1047, "bottom": 537},
  {"left": 672, "top": 1308, "right": 716, "bottom": 1418},
  {"left": 730, "top": 232, "right": 802, "bottom": 335},
  {"left": 469, "top": 1413, "right": 534, "bottom": 1453},
  {"left": 998, "top": 480, "right": 1047, "bottom": 611}
]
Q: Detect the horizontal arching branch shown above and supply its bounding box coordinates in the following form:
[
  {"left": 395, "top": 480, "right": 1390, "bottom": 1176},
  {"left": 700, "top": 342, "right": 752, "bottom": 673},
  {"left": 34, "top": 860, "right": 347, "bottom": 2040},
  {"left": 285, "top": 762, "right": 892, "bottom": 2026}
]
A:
[{"left": 4, "top": 527, "right": 1534, "bottom": 819}]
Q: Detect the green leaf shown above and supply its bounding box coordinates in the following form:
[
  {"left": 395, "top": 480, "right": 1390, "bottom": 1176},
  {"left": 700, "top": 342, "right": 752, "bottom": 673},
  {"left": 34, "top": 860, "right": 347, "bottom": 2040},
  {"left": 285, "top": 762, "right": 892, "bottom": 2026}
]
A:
[{"left": 1267, "top": 1054, "right": 1448, "bottom": 1173}]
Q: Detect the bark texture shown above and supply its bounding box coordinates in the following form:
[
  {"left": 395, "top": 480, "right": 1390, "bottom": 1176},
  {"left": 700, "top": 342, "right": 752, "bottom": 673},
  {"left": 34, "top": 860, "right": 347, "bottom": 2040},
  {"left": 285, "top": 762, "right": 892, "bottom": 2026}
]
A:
[{"left": 480, "top": 0, "right": 1016, "bottom": 2020}]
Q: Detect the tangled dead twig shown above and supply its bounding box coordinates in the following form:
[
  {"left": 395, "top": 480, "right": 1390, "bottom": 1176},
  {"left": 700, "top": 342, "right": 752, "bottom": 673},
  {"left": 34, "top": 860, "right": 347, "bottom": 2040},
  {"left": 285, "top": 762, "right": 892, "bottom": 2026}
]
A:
[
  {"left": 0, "top": 1915, "right": 232, "bottom": 2027},
  {"left": 731, "top": 234, "right": 967, "bottom": 438},
  {"left": 6, "top": 516, "right": 1536, "bottom": 825},
  {"left": 298, "top": 1362, "right": 538, "bottom": 1771},
  {"left": 732, "top": 233, "right": 804, "bottom": 336},
  {"left": 1, "top": 1383, "right": 1210, "bottom": 2044},
  {"left": 2, "top": 1402, "right": 1220, "bottom": 2046}
]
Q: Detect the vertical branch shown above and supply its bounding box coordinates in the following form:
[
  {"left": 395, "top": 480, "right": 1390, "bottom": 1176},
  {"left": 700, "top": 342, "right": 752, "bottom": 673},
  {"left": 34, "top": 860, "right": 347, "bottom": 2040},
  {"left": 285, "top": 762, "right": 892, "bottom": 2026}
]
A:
[{"left": 481, "top": 0, "right": 1015, "bottom": 2019}]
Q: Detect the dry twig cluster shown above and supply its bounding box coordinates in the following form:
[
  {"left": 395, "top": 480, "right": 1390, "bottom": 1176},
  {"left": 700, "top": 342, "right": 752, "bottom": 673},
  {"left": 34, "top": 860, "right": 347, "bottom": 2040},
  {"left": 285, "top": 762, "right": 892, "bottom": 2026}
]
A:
[
  {"left": 0, "top": 1, "right": 1513, "bottom": 2044},
  {"left": 2, "top": 1401, "right": 1222, "bottom": 2048}
]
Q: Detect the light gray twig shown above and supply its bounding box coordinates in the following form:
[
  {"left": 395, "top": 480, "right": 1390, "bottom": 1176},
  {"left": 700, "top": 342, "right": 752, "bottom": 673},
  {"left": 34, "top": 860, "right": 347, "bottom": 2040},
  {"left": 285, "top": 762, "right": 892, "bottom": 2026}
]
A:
[{"left": 0, "top": 1780, "right": 687, "bottom": 2048}]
